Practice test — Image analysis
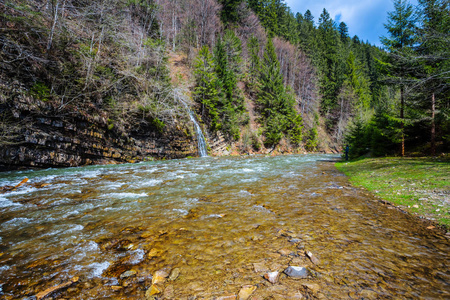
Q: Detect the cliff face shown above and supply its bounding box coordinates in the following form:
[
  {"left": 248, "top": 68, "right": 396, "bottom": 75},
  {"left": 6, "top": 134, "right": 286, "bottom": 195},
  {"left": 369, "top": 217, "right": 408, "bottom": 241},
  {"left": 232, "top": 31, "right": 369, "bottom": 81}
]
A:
[{"left": 0, "top": 82, "right": 197, "bottom": 171}]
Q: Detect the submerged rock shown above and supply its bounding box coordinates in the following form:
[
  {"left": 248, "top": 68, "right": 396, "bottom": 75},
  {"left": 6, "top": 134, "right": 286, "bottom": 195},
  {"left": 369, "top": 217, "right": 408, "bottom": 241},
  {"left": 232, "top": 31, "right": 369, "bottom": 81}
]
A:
[
  {"left": 145, "top": 284, "right": 161, "bottom": 298},
  {"left": 152, "top": 270, "right": 169, "bottom": 284},
  {"left": 305, "top": 251, "right": 320, "bottom": 265},
  {"left": 238, "top": 285, "right": 257, "bottom": 300},
  {"left": 284, "top": 266, "right": 309, "bottom": 279},
  {"left": 147, "top": 248, "right": 163, "bottom": 258},
  {"left": 264, "top": 271, "right": 280, "bottom": 284},
  {"left": 168, "top": 268, "right": 180, "bottom": 281},
  {"left": 120, "top": 270, "right": 137, "bottom": 279},
  {"left": 302, "top": 282, "right": 320, "bottom": 293},
  {"left": 278, "top": 248, "right": 293, "bottom": 256}
]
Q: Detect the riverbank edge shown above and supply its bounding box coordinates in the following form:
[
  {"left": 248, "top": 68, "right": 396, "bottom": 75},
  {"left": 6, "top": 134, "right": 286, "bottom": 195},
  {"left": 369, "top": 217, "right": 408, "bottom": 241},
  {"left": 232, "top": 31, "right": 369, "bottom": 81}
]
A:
[{"left": 335, "top": 157, "right": 450, "bottom": 233}]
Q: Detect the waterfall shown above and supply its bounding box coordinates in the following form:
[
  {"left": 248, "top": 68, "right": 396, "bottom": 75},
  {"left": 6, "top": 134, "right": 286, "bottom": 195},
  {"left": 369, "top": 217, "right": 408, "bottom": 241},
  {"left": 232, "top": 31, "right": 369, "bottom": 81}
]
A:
[
  {"left": 175, "top": 98, "right": 208, "bottom": 157},
  {"left": 186, "top": 109, "right": 208, "bottom": 157}
]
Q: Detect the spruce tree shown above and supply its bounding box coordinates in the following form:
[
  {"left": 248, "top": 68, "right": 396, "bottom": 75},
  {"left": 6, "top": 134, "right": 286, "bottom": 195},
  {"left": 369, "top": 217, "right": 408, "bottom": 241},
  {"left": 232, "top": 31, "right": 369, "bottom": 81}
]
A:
[
  {"left": 257, "top": 38, "right": 301, "bottom": 146},
  {"left": 219, "top": 0, "right": 243, "bottom": 25},
  {"left": 416, "top": 0, "right": 450, "bottom": 155},
  {"left": 317, "top": 9, "right": 343, "bottom": 115},
  {"left": 380, "top": 0, "right": 418, "bottom": 156},
  {"left": 338, "top": 22, "right": 349, "bottom": 42},
  {"left": 193, "top": 46, "right": 222, "bottom": 131}
]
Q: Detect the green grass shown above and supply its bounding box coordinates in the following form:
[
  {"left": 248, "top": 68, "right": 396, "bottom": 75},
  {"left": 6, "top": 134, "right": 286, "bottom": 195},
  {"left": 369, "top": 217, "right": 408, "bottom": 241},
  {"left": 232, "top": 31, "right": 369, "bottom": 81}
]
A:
[{"left": 336, "top": 157, "right": 450, "bottom": 228}]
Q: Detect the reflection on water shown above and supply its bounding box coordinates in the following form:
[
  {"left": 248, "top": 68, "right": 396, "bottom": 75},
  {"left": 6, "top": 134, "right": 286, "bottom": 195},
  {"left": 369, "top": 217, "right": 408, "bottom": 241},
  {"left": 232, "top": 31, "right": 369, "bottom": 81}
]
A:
[{"left": 0, "top": 155, "right": 449, "bottom": 299}]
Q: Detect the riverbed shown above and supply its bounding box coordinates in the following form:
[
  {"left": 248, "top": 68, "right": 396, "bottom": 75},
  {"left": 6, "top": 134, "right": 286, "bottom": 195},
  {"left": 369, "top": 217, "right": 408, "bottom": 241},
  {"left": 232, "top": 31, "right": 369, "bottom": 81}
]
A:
[{"left": 0, "top": 155, "right": 449, "bottom": 299}]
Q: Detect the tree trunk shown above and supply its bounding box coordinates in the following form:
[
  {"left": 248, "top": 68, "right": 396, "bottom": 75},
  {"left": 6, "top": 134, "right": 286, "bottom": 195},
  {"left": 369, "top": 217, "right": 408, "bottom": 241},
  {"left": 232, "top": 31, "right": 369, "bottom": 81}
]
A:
[
  {"left": 431, "top": 92, "right": 436, "bottom": 156},
  {"left": 47, "top": 0, "right": 60, "bottom": 52},
  {"left": 400, "top": 86, "right": 405, "bottom": 157}
]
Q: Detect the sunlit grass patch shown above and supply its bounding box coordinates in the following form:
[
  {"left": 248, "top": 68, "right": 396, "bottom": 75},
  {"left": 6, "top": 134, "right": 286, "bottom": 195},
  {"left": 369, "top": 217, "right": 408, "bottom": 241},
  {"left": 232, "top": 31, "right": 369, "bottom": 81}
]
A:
[{"left": 336, "top": 157, "right": 450, "bottom": 229}]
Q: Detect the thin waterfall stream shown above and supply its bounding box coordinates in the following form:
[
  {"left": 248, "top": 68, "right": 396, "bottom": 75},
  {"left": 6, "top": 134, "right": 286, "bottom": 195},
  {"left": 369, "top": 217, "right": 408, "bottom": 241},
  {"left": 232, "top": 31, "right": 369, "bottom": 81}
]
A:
[
  {"left": 0, "top": 155, "right": 448, "bottom": 299},
  {"left": 178, "top": 96, "right": 208, "bottom": 157},
  {"left": 186, "top": 109, "right": 208, "bottom": 157}
]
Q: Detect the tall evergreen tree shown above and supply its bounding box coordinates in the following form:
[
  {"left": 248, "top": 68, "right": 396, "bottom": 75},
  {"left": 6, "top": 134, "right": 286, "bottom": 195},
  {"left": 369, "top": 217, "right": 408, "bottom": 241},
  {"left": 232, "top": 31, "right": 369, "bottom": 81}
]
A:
[
  {"left": 416, "top": 0, "right": 450, "bottom": 155},
  {"left": 257, "top": 38, "right": 302, "bottom": 145},
  {"left": 213, "top": 30, "right": 245, "bottom": 140},
  {"left": 380, "top": 0, "right": 418, "bottom": 156},
  {"left": 317, "top": 9, "right": 343, "bottom": 115},
  {"left": 219, "top": 0, "right": 243, "bottom": 24},
  {"left": 193, "top": 46, "right": 222, "bottom": 131},
  {"left": 338, "top": 22, "right": 349, "bottom": 42}
]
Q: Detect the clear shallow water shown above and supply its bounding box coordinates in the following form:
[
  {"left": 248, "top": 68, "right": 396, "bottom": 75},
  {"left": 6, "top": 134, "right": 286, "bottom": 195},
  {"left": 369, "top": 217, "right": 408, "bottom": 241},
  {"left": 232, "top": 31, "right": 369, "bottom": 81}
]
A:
[{"left": 0, "top": 155, "right": 448, "bottom": 299}]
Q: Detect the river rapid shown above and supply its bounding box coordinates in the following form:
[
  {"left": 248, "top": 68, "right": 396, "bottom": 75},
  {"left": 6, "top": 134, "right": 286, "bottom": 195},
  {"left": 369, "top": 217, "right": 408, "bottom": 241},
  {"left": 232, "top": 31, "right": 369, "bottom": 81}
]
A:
[{"left": 0, "top": 155, "right": 448, "bottom": 299}]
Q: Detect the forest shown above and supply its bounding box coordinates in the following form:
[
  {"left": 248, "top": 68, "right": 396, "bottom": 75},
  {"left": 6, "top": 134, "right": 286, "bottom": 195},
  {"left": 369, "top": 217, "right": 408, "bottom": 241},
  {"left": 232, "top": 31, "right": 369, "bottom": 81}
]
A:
[{"left": 0, "top": 0, "right": 449, "bottom": 164}]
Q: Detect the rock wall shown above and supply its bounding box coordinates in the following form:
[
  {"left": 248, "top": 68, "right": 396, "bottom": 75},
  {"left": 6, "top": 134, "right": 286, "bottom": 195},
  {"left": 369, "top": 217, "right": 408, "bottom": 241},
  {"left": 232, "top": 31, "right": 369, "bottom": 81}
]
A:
[{"left": 0, "top": 82, "right": 197, "bottom": 171}]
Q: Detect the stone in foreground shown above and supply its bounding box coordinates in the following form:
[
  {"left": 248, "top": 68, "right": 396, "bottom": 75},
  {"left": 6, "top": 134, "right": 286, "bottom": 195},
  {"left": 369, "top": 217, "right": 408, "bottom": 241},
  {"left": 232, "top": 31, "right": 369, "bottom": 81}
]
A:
[
  {"left": 264, "top": 271, "right": 280, "bottom": 284},
  {"left": 284, "top": 266, "right": 309, "bottom": 279},
  {"left": 238, "top": 285, "right": 257, "bottom": 300}
]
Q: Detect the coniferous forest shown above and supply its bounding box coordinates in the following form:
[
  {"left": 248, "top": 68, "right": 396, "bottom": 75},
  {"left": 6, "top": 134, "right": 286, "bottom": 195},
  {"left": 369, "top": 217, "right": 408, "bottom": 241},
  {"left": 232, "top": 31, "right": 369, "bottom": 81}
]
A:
[{"left": 0, "top": 0, "right": 449, "bottom": 168}]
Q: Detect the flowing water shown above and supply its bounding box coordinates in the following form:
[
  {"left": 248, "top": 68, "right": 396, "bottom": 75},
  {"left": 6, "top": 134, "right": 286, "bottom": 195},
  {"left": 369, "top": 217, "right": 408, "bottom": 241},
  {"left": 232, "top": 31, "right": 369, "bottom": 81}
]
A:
[
  {"left": 186, "top": 110, "right": 208, "bottom": 157},
  {"left": 0, "top": 155, "right": 448, "bottom": 299},
  {"left": 180, "top": 100, "right": 208, "bottom": 157}
]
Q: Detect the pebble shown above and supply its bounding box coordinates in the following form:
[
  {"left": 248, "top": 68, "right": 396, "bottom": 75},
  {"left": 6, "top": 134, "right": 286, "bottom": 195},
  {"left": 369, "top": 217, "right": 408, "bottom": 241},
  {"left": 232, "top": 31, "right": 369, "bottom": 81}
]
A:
[
  {"left": 145, "top": 285, "right": 161, "bottom": 298},
  {"left": 412, "top": 205, "right": 419, "bottom": 208},
  {"left": 119, "top": 270, "right": 136, "bottom": 279},
  {"left": 284, "top": 266, "right": 309, "bottom": 279},
  {"left": 148, "top": 248, "right": 162, "bottom": 258},
  {"left": 238, "top": 285, "right": 257, "bottom": 300},
  {"left": 169, "top": 268, "right": 180, "bottom": 281},
  {"left": 289, "top": 238, "right": 301, "bottom": 243},
  {"left": 264, "top": 271, "right": 280, "bottom": 284},
  {"left": 278, "top": 249, "right": 292, "bottom": 256},
  {"left": 152, "top": 270, "right": 169, "bottom": 284},
  {"left": 302, "top": 282, "right": 320, "bottom": 293},
  {"left": 305, "top": 251, "right": 320, "bottom": 265}
]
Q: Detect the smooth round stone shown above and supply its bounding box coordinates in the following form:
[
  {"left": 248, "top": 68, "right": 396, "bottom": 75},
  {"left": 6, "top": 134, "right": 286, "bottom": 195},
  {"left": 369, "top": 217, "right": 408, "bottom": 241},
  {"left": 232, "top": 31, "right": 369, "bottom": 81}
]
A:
[{"left": 284, "top": 266, "right": 309, "bottom": 278}]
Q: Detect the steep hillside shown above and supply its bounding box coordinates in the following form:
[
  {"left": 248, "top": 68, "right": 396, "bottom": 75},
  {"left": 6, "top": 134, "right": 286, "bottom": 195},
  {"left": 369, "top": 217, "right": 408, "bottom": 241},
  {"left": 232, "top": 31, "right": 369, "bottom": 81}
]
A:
[{"left": 0, "top": 0, "right": 339, "bottom": 170}]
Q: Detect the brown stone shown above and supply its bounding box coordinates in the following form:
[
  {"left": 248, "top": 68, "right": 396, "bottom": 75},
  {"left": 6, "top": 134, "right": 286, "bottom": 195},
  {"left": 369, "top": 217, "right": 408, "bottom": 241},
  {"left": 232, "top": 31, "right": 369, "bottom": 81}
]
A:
[
  {"left": 238, "top": 285, "right": 257, "bottom": 300},
  {"left": 278, "top": 249, "right": 292, "bottom": 256},
  {"left": 305, "top": 251, "right": 320, "bottom": 265},
  {"left": 302, "top": 282, "right": 320, "bottom": 293},
  {"left": 263, "top": 271, "right": 280, "bottom": 284},
  {"left": 145, "top": 285, "right": 161, "bottom": 298},
  {"left": 152, "top": 270, "right": 169, "bottom": 284},
  {"left": 168, "top": 268, "right": 180, "bottom": 281}
]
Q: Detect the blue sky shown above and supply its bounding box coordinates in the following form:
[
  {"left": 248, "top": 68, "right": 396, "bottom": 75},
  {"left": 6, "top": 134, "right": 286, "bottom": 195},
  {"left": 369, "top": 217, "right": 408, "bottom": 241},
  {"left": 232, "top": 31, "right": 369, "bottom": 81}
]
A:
[{"left": 284, "top": 0, "right": 418, "bottom": 46}]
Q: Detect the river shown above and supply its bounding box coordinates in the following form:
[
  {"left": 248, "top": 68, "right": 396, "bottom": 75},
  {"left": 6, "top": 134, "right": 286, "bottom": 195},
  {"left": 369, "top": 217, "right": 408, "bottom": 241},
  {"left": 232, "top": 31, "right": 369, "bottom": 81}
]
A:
[{"left": 0, "top": 155, "right": 448, "bottom": 299}]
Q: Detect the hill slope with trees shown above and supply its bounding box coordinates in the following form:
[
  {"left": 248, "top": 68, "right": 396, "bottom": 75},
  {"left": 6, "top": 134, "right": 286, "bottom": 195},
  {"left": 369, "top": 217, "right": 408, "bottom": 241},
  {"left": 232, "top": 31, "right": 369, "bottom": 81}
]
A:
[{"left": 0, "top": 0, "right": 448, "bottom": 169}]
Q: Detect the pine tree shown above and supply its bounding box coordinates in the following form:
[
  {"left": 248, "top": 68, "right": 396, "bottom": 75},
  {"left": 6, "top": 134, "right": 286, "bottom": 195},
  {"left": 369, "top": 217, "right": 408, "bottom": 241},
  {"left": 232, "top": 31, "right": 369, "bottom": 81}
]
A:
[
  {"left": 380, "top": 0, "right": 418, "bottom": 156},
  {"left": 317, "top": 9, "right": 343, "bottom": 114},
  {"left": 219, "top": 0, "right": 243, "bottom": 25},
  {"left": 257, "top": 38, "right": 301, "bottom": 146},
  {"left": 193, "top": 46, "right": 222, "bottom": 131},
  {"left": 338, "top": 22, "right": 349, "bottom": 42},
  {"left": 213, "top": 30, "right": 245, "bottom": 140},
  {"left": 416, "top": 0, "right": 450, "bottom": 155}
]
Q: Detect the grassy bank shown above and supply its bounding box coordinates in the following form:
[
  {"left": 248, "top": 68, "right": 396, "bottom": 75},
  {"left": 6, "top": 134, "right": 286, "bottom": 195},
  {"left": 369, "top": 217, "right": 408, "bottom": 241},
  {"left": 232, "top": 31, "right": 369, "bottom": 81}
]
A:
[{"left": 335, "top": 157, "right": 450, "bottom": 229}]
